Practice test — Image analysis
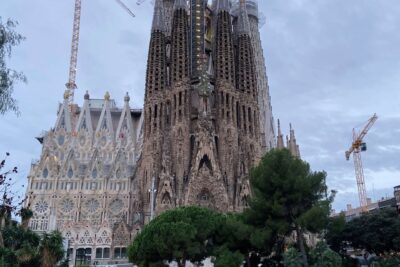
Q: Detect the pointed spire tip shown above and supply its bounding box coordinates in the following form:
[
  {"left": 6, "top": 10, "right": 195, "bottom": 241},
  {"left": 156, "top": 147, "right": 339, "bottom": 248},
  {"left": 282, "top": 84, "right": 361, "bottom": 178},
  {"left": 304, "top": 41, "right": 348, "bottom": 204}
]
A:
[
  {"left": 124, "top": 92, "right": 130, "bottom": 102},
  {"left": 104, "top": 91, "right": 110, "bottom": 101},
  {"left": 237, "top": 0, "right": 251, "bottom": 35},
  {"left": 152, "top": 0, "right": 166, "bottom": 32},
  {"left": 174, "top": 0, "right": 188, "bottom": 10}
]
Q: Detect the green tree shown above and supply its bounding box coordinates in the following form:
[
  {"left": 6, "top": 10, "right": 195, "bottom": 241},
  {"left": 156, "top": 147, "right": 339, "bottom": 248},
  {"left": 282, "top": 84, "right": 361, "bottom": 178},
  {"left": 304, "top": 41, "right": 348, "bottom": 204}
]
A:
[
  {"left": 213, "top": 213, "right": 255, "bottom": 267},
  {"left": 39, "top": 231, "right": 65, "bottom": 267},
  {"left": 0, "top": 17, "right": 26, "bottom": 115},
  {"left": 245, "top": 149, "right": 330, "bottom": 266},
  {"left": 128, "top": 206, "right": 223, "bottom": 267},
  {"left": 283, "top": 247, "right": 302, "bottom": 267},
  {"left": 213, "top": 248, "right": 244, "bottom": 267},
  {"left": 309, "top": 241, "right": 342, "bottom": 267},
  {"left": 327, "top": 209, "right": 400, "bottom": 255},
  {"left": 325, "top": 214, "right": 346, "bottom": 253},
  {"left": 0, "top": 224, "right": 40, "bottom": 267}
]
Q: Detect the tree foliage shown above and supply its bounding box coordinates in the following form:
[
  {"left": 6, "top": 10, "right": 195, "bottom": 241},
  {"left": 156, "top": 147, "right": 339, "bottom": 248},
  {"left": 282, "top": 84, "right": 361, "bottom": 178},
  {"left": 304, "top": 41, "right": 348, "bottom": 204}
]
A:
[
  {"left": 245, "top": 149, "right": 330, "bottom": 265},
  {"left": 0, "top": 17, "right": 26, "bottom": 115},
  {"left": 128, "top": 150, "right": 335, "bottom": 267},
  {"left": 0, "top": 224, "right": 40, "bottom": 267},
  {"left": 128, "top": 206, "right": 223, "bottom": 267},
  {"left": 327, "top": 209, "right": 400, "bottom": 255},
  {"left": 0, "top": 154, "right": 63, "bottom": 266},
  {"left": 39, "top": 231, "right": 65, "bottom": 267},
  {"left": 325, "top": 214, "right": 346, "bottom": 253},
  {"left": 213, "top": 213, "right": 259, "bottom": 267},
  {"left": 309, "top": 241, "right": 342, "bottom": 267},
  {"left": 0, "top": 152, "right": 29, "bottom": 249},
  {"left": 0, "top": 225, "right": 64, "bottom": 267}
]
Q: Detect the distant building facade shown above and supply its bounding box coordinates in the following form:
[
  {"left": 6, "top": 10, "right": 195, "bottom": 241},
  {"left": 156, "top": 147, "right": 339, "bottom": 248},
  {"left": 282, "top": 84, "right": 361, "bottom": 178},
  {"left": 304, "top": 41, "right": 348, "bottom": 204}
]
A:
[
  {"left": 333, "top": 185, "right": 400, "bottom": 221},
  {"left": 26, "top": 92, "right": 143, "bottom": 265}
]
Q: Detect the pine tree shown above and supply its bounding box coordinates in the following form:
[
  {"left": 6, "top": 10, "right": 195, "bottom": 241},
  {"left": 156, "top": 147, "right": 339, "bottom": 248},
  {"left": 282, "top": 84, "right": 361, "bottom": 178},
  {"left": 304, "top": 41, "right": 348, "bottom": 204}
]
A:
[{"left": 245, "top": 149, "right": 330, "bottom": 266}]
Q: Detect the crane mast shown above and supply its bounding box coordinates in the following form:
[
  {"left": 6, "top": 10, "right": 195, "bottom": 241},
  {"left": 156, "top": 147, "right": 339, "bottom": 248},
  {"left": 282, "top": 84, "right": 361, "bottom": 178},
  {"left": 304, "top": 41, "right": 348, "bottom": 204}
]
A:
[
  {"left": 64, "top": 0, "right": 135, "bottom": 112},
  {"left": 345, "top": 114, "right": 378, "bottom": 209},
  {"left": 65, "top": 0, "right": 81, "bottom": 104}
]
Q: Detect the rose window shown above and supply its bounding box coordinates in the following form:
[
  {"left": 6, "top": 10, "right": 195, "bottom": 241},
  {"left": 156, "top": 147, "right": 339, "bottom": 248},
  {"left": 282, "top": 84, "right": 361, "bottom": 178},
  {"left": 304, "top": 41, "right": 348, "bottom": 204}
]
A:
[
  {"left": 85, "top": 199, "right": 100, "bottom": 213},
  {"left": 60, "top": 198, "right": 74, "bottom": 213},
  {"left": 34, "top": 200, "right": 49, "bottom": 213},
  {"left": 109, "top": 199, "right": 124, "bottom": 214}
]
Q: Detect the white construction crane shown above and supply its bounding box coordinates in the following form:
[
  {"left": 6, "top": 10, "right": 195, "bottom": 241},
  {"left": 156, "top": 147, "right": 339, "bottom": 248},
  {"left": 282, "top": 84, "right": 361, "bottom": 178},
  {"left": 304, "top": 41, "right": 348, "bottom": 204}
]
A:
[
  {"left": 345, "top": 113, "right": 378, "bottom": 209},
  {"left": 64, "top": 0, "right": 135, "bottom": 112}
]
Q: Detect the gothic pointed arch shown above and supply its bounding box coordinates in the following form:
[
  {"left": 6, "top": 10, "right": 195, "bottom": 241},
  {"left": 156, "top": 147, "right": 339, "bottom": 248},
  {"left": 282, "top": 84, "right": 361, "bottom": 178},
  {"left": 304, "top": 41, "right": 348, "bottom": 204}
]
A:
[
  {"left": 95, "top": 93, "right": 115, "bottom": 149},
  {"left": 198, "top": 154, "right": 213, "bottom": 173},
  {"left": 112, "top": 221, "right": 132, "bottom": 247},
  {"left": 75, "top": 94, "right": 93, "bottom": 134},
  {"left": 116, "top": 93, "right": 135, "bottom": 148},
  {"left": 156, "top": 176, "right": 175, "bottom": 213},
  {"left": 54, "top": 96, "right": 72, "bottom": 133}
]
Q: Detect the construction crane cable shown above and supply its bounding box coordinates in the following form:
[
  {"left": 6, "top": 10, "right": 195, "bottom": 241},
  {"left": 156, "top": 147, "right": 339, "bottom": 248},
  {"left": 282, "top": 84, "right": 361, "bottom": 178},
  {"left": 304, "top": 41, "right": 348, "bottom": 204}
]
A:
[{"left": 115, "top": 0, "right": 136, "bottom": 17}]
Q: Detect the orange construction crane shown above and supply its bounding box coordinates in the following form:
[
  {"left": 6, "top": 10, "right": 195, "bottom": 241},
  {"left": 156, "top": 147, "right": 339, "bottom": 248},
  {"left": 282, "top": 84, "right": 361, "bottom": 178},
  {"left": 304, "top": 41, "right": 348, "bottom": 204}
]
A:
[{"left": 345, "top": 113, "right": 378, "bottom": 209}]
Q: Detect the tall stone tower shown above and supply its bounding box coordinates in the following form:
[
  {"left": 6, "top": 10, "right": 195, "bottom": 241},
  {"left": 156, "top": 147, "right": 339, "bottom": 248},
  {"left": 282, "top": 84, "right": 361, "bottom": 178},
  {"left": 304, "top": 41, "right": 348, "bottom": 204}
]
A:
[{"left": 136, "top": 0, "right": 273, "bottom": 221}]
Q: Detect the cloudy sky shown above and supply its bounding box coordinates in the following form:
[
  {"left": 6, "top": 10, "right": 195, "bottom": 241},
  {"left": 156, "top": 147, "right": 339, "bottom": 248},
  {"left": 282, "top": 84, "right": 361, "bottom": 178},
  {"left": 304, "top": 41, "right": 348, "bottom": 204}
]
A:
[{"left": 1, "top": 0, "right": 399, "bottom": 211}]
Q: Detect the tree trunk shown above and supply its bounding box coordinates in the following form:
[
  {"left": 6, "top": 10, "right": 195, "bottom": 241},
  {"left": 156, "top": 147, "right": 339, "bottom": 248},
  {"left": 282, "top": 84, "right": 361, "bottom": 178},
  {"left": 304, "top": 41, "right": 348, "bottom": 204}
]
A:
[
  {"left": 21, "top": 218, "right": 29, "bottom": 230},
  {"left": 0, "top": 215, "right": 4, "bottom": 248},
  {"left": 295, "top": 224, "right": 308, "bottom": 267},
  {"left": 178, "top": 258, "right": 186, "bottom": 267},
  {"left": 0, "top": 231, "right": 3, "bottom": 248}
]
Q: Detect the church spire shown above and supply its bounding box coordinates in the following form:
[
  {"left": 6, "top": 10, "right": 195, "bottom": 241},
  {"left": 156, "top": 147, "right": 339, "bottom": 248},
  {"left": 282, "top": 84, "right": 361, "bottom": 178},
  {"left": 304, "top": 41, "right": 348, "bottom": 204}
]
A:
[
  {"left": 288, "top": 123, "right": 301, "bottom": 158},
  {"left": 170, "top": 0, "right": 190, "bottom": 83},
  {"left": 215, "top": 0, "right": 230, "bottom": 12},
  {"left": 236, "top": 0, "right": 257, "bottom": 98},
  {"left": 145, "top": 0, "right": 167, "bottom": 97},
  {"left": 152, "top": 0, "right": 166, "bottom": 32},
  {"left": 237, "top": 0, "right": 251, "bottom": 36},
  {"left": 214, "top": 0, "right": 235, "bottom": 85},
  {"left": 190, "top": 0, "right": 206, "bottom": 79},
  {"left": 174, "top": 0, "right": 188, "bottom": 10},
  {"left": 75, "top": 90, "right": 93, "bottom": 133},
  {"left": 54, "top": 90, "right": 73, "bottom": 132},
  {"left": 276, "top": 119, "right": 284, "bottom": 149}
]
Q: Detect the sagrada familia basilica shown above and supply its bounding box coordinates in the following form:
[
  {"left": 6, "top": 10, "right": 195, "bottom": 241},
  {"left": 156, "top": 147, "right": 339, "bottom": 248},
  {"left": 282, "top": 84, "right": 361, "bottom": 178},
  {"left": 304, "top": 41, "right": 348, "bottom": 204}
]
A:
[{"left": 25, "top": 0, "right": 300, "bottom": 265}]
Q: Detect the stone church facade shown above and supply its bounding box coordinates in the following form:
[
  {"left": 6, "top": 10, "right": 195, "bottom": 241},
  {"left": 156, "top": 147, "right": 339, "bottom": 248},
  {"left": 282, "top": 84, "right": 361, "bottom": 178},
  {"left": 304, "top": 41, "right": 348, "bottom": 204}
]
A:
[{"left": 25, "top": 0, "right": 277, "bottom": 265}]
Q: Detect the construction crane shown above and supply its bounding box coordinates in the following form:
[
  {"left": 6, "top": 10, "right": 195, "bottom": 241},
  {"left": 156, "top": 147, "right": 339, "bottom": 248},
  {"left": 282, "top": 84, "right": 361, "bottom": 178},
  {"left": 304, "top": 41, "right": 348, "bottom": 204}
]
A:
[
  {"left": 65, "top": 0, "right": 81, "bottom": 106},
  {"left": 64, "top": 0, "right": 135, "bottom": 120},
  {"left": 115, "top": 0, "right": 136, "bottom": 17},
  {"left": 345, "top": 113, "right": 378, "bottom": 209}
]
